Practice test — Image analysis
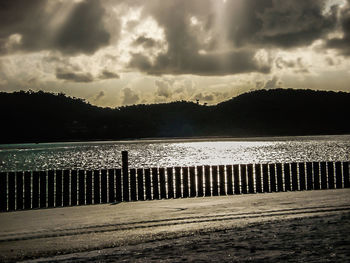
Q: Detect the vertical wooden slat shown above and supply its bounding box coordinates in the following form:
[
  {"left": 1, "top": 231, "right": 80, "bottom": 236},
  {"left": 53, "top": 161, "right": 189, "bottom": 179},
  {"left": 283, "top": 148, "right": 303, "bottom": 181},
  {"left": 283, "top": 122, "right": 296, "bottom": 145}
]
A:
[
  {"left": 291, "top": 163, "right": 298, "bottom": 191},
  {"left": 122, "top": 151, "right": 129, "bottom": 202},
  {"left": 284, "top": 163, "right": 291, "bottom": 191},
  {"left": 312, "top": 162, "right": 320, "bottom": 190},
  {"left": 226, "top": 165, "right": 233, "bottom": 195},
  {"left": 24, "top": 171, "right": 31, "bottom": 209},
  {"left": 204, "top": 166, "right": 211, "bottom": 196},
  {"left": 16, "top": 171, "right": 24, "bottom": 210},
  {"left": 152, "top": 168, "right": 159, "bottom": 200},
  {"left": 145, "top": 168, "right": 152, "bottom": 200},
  {"left": 159, "top": 168, "right": 166, "bottom": 199},
  {"left": 101, "top": 169, "right": 108, "bottom": 203},
  {"left": 63, "top": 170, "right": 70, "bottom": 206},
  {"left": 39, "top": 171, "right": 47, "bottom": 208},
  {"left": 327, "top": 162, "right": 335, "bottom": 189},
  {"left": 71, "top": 170, "right": 78, "bottom": 206},
  {"left": 130, "top": 169, "right": 137, "bottom": 201},
  {"left": 56, "top": 170, "right": 63, "bottom": 207},
  {"left": 212, "top": 166, "right": 218, "bottom": 196},
  {"left": 48, "top": 170, "right": 55, "bottom": 207},
  {"left": 343, "top": 162, "right": 349, "bottom": 188},
  {"left": 306, "top": 162, "right": 313, "bottom": 190},
  {"left": 219, "top": 165, "right": 226, "bottom": 196},
  {"left": 175, "top": 167, "right": 182, "bottom": 198},
  {"left": 269, "top": 164, "right": 276, "bottom": 192},
  {"left": 299, "top": 163, "right": 306, "bottom": 191},
  {"left": 190, "top": 167, "right": 196, "bottom": 197},
  {"left": 115, "top": 169, "right": 122, "bottom": 202},
  {"left": 85, "top": 170, "right": 93, "bottom": 205},
  {"left": 108, "top": 169, "right": 115, "bottom": 203},
  {"left": 320, "top": 162, "right": 327, "bottom": 189},
  {"left": 0, "top": 172, "right": 7, "bottom": 212},
  {"left": 255, "top": 164, "right": 262, "bottom": 193},
  {"left": 94, "top": 170, "right": 100, "bottom": 204},
  {"left": 247, "top": 164, "right": 254, "bottom": 194},
  {"left": 233, "top": 164, "right": 240, "bottom": 194},
  {"left": 78, "top": 170, "right": 85, "bottom": 205},
  {"left": 183, "top": 167, "right": 190, "bottom": 198},
  {"left": 32, "top": 171, "right": 39, "bottom": 209},
  {"left": 335, "top": 162, "right": 342, "bottom": 189},
  {"left": 262, "top": 164, "right": 269, "bottom": 193},
  {"left": 276, "top": 163, "right": 283, "bottom": 192},
  {"left": 197, "top": 166, "right": 204, "bottom": 197},
  {"left": 137, "top": 169, "right": 145, "bottom": 201},
  {"left": 240, "top": 164, "right": 247, "bottom": 194},
  {"left": 8, "top": 172, "right": 15, "bottom": 211}
]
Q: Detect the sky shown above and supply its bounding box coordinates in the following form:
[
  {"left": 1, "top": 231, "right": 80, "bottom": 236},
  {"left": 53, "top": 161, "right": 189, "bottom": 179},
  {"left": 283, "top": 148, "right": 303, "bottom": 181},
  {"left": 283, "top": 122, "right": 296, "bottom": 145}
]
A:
[{"left": 0, "top": 0, "right": 349, "bottom": 107}]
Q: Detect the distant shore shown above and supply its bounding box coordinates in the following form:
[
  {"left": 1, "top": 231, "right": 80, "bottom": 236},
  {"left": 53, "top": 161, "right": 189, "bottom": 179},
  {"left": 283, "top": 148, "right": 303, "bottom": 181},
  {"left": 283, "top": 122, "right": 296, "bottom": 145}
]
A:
[{"left": 1, "top": 133, "right": 350, "bottom": 147}]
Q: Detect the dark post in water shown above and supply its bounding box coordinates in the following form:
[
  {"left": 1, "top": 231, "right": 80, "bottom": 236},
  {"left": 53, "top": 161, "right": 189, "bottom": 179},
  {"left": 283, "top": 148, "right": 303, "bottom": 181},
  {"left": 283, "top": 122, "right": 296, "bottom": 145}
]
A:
[{"left": 122, "top": 151, "right": 129, "bottom": 201}]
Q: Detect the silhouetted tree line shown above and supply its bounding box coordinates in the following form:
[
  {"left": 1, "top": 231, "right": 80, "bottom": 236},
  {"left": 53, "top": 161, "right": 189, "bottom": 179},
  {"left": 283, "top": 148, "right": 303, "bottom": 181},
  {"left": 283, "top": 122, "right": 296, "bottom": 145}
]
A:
[{"left": 1, "top": 89, "right": 349, "bottom": 143}]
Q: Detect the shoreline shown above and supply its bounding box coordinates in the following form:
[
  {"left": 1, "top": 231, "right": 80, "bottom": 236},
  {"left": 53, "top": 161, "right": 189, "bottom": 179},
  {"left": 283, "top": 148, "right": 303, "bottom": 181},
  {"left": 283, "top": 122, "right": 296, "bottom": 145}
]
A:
[
  {"left": 1, "top": 133, "right": 350, "bottom": 148},
  {"left": 1, "top": 189, "right": 349, "bottom": 262}
]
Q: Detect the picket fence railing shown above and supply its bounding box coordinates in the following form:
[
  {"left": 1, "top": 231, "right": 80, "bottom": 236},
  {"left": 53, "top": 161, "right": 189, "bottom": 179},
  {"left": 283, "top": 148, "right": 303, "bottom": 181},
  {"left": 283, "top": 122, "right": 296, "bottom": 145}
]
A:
[{"left": 1, "top": 151, "right": 349, "bottom": 212}]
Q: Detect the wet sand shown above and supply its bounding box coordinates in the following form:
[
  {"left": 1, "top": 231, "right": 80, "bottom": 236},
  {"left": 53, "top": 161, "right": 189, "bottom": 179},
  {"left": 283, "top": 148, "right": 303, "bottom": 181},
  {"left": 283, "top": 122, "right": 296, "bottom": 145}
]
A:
[{"left": 0, "top": 189, "right": 349, "bottom": 262}]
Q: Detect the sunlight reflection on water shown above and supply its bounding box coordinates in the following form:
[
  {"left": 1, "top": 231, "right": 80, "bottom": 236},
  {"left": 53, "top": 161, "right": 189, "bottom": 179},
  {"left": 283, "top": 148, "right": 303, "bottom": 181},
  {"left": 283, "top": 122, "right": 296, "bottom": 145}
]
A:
[{"left": 0, "top": 135, "right": 349, "bottom": 172}]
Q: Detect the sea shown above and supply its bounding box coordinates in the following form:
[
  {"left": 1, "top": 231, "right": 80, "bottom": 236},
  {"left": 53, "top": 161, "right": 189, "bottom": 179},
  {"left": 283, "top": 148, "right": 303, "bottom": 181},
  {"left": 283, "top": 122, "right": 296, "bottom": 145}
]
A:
[{"left": 0, "top": 135, "right": 350, "bottom": 172}]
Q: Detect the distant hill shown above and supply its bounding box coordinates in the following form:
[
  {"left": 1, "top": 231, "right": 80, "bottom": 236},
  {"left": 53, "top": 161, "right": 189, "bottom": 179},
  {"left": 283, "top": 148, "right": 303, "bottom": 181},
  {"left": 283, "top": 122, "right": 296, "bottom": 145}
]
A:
[{"left": 1, "top": 89, "right": 349, "bottom": 143}]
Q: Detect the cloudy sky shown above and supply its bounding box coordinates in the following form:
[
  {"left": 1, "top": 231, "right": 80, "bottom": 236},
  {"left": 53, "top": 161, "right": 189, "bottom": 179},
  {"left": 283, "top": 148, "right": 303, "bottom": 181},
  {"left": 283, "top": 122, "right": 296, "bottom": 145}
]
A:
[{"left": 0, "top": 0, "right": 349, "bottom": 107}]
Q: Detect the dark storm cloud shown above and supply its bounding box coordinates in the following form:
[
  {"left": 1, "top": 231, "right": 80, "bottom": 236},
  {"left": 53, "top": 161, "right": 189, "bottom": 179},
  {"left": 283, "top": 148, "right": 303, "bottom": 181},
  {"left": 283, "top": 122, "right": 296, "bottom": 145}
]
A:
[
  {"left": 99, "top": 70, "right": 120, "bottom": 80},
  {"left": 128, "top": 0, "right": 338, "bottom": 76},
  {"left": 129, "top": 0, "right": 270, "bottom": 76},
  {"left": 0, "top": 0, "right": 111, "bottom": 55},
  {"left": 54, "top": 0, "right": 110, "bottom": 55},
  {"left": 56, "top": 68, "right": 94, "bottom": 83},
  {"left": 122, "top": 87, "right": 140, "bottom": 105},
  {"left": 225, "top": 0, "right": 337, "bottom": 48},
  {"left": 327, "top": 0, "right": 350, "bottom": 56}
]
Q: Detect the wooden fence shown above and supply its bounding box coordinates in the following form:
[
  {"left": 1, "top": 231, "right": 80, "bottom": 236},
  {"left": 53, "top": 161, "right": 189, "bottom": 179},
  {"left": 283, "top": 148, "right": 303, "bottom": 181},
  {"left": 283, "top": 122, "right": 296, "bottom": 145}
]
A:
[{"left": 1, "top": 151, "right": 349, "bottom": 212}]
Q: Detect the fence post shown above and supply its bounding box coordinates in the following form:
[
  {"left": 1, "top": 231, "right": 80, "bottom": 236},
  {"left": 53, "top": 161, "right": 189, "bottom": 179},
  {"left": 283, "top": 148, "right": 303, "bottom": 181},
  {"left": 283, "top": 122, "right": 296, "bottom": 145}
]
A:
[
  {"left": 219, "top": 165, "right": 226, "bottom": 195},
  {"left": 197, "top": 166, "right": 204, "bottom": 197},
  {"left": 152, "top": 168, "right": 159, "bottom": 200},
  {"left": 101, "top": 169, "right": 108, "bottom": 203},
  {"left": 255, "top": 164, "right": 262, "bottom": 193},
  {"left": 262, "top": 164, "right": 269, "bottom": 193},
  {"left": 204, "top": 166, "right": 211, "bottom": 196},
  {"left": 137, "top": 168, "right": 145, "bottom": 201},
  {"left": 269, "top": 164, "right": 276, "bottom": 192},
  {"left": 39, "top": 171, "right": 47, "bottom": 208},
  {"left": 291, "top": 163, "right": 299, "bottom": 191},
  {"left": 320, "top": 162, "right": 327, "bottom": 189},
  {"left": 312, "top": 162, "right": 320, "bottom": 190},
  {"left": 145, "top": 168, "right": 152, "bottom": 200},
  {"left": 122, "top": 151, "right": 129, "bottom": 201},
  {"left": 212, "top": 166, "right": 218, "bottom": 196},
  {"left": 159, "top": 168, "right": 166, "bottom": 199},
  {"left": 175, "top": 167, "right": 182, "bottom": 198},
  {"left": 183, "top": 167, "right": 190, "bottom": 198},
  {"left": 299, "top": 163, "right": 306, "bottom": 191},
  {"left": 240, "top": 164, "right": 247, "bottom": 194},
  {"left": 108, "top": 169, "right": 115, "bottom": 203},
  {"left": 343, "top": 162, "right": 349, "bottom": 188},
  {"left": 48, "top": 170, "right": 55, "bottom": 207},
  {"left": 116, "top": 169, "right": 122, "bottom": 202},
  {"left": 16, "top": 171, "right": 24, "bottom": 210},
  {"left": 327, "top": 162, "right": 335, "bottom": 189},
  {"left": 130, "top": 169, "right": 137, "bottom": 201},
  {"left": 71, "top": 170, "right": 78, "bottom": 206},
  {"left": 0, "top": 172, "right": 7, "bottom": 212},
  {"left": 247, "top": 164, "right": 254, "bottom": 194},
  {"left": 190, "top": 167, "right": 196, "bottom": 197},
  {"left": 335, "top": 162, "right": 342, "bottom": 189},
  {"left": 276, "top": 163, "right": 283, "bottom": 192},
  {"left": 226, "top": 165, "right": 233, "bottom": 195},
  {"left": 233, "top": 164, "right": 240, "bottom": 194},
  {"left": 24, "top": 171, "right": 31, "bottom": 209}
]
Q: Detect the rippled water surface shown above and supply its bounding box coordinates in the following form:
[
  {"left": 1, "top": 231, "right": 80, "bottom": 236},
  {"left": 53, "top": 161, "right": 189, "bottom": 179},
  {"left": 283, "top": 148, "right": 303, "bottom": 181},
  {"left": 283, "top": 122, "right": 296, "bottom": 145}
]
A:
[{"left": 0, "top": 135, "right": 349, "bottom": 172}]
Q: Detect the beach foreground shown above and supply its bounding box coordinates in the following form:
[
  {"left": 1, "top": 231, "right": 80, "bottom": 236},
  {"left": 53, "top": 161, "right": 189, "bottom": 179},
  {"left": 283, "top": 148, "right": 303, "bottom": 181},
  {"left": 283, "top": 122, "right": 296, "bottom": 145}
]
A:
[{"left": 0, "top": 189, "right": 349, "bottom": 262}]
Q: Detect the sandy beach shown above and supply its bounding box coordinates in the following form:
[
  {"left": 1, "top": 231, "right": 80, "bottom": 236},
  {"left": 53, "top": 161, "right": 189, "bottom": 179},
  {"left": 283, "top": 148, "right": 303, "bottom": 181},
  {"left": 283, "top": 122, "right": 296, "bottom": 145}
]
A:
[{"left": 0, "top": 189, "right": 349, "bottom": 262}]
